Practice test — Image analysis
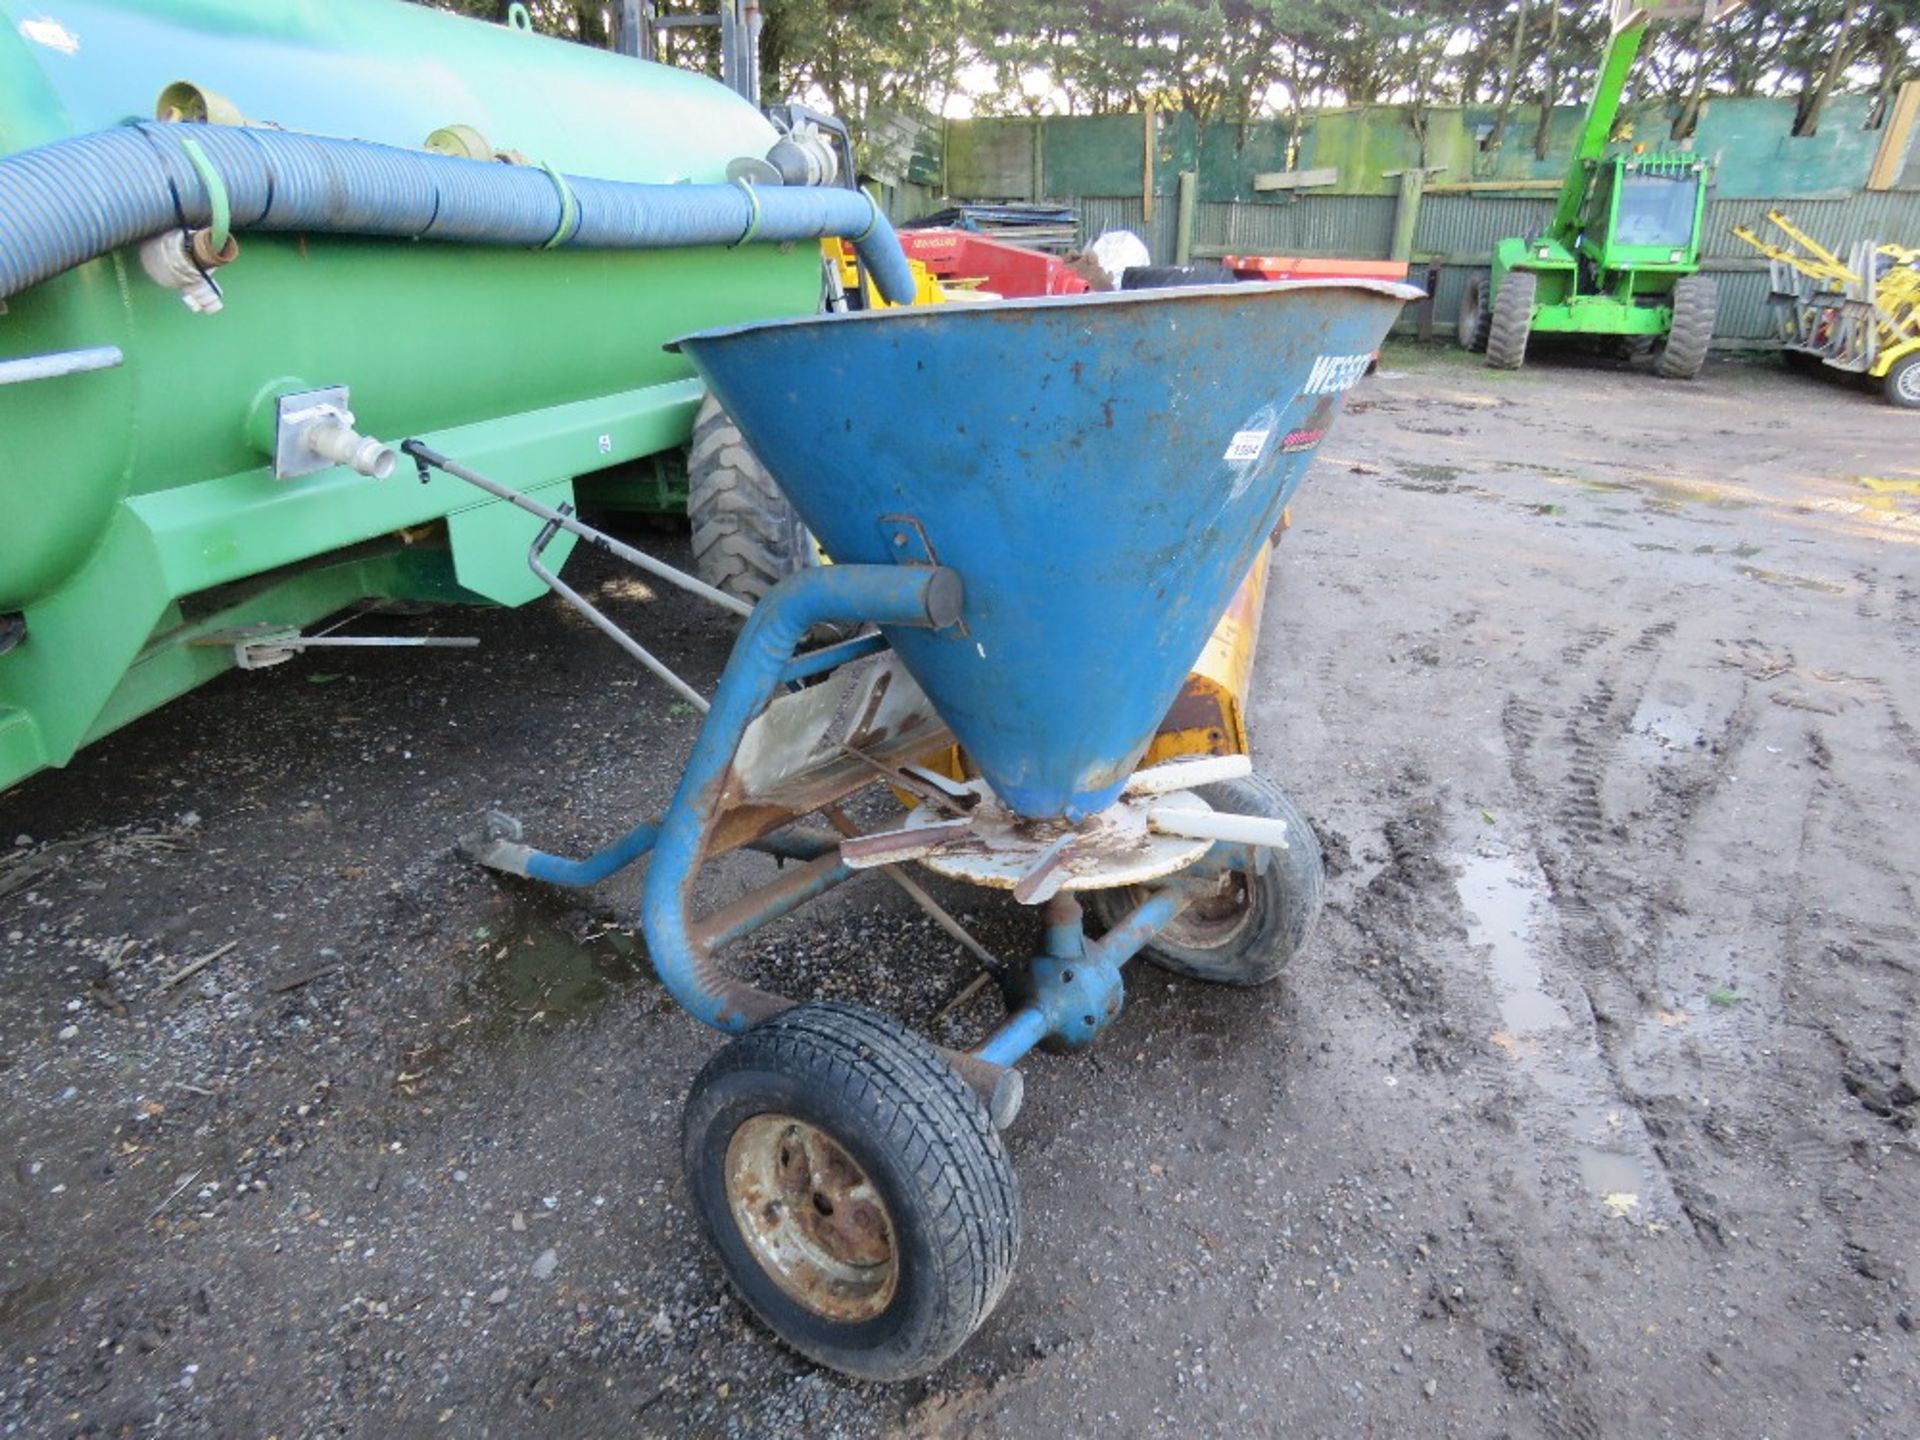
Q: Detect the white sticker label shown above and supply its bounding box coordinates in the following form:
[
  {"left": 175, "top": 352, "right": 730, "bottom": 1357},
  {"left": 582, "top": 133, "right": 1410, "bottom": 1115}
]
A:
[
  {"left": 1301, "top": 352, "right": 1371, "bottom": 395},
  {"left": 1223, "top": 429, "right": 1270, "bottom": 462}
]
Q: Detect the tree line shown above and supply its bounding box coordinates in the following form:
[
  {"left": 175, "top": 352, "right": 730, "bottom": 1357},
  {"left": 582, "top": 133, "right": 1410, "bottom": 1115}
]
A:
[{"left": 430, "top": 1, "right": 1919, "bottom": 145}]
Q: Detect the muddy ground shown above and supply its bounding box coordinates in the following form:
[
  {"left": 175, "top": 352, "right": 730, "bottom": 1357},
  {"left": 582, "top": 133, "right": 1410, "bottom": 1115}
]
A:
[{"left": 2, "top": 343, "right": 1916, "bottom": 1439}]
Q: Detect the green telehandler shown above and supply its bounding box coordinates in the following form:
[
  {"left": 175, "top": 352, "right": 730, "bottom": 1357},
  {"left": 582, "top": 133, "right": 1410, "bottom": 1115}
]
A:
[{"left": 1460, "top": 1, "right": 1743, "bottom": 379}]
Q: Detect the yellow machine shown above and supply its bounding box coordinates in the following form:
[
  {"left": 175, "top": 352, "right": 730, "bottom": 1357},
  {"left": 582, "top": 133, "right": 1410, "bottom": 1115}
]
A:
[
  {"left": 1733, "top": 211, "right": 1920, "bottom": 408},
  {"left": 832, "top": 241, "right": 947, "bottom": 308}
]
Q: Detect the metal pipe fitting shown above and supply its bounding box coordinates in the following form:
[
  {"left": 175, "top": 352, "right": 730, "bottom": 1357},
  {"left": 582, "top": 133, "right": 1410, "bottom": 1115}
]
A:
[
  {"left": 136, "top": 229, "right": 226, "bottom": 314},
  {"left": 304, "top": 417, "right": 397, "bottom": 479}
]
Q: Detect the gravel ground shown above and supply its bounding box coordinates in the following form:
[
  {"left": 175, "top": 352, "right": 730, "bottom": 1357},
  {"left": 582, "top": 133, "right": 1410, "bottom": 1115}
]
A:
[{"left": 2, "top": 342, "right": 1916, "bottom": 1438}]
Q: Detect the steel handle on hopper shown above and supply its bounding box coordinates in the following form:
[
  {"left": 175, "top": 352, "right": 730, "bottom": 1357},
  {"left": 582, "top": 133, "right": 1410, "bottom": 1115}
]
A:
[
  {"left": 524, "top": 503, "right": 713, "bottom": 714},
  {"left": 404, "top": 440, "right": 753, "bottom": 619}
]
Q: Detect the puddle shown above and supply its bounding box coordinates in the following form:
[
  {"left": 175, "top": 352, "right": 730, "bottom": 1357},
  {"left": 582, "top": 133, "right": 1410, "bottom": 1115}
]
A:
[
  {"left": 1638, "top": 475, "right": 1753, "bottom": 510},
  {"left": 1381, "top": 462, "right": 1493, "bottom": 497},
  {"left": 475, "top": 916, "right": 643, "bottom": 1031},
  {"left": 1455, "top": 847, "right": 1660, "bottom": 1208},
  {"left": 1623, "top": 692, "right": 1709, "bottom": 761},
  {"left": 1456, "top": 852, "right": 1567, "bottom": 1036},
  {"left": 1736, "top": 564, "right": 1847, "bottom": 595}
]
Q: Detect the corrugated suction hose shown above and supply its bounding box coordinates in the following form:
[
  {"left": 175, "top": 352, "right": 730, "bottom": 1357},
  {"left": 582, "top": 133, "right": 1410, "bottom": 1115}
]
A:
[{"left": 0, "top": 121, "right": 916, "bottom": 305}]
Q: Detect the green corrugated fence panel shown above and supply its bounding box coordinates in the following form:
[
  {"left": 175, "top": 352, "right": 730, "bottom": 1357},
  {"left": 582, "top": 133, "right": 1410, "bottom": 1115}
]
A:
[
  {"left": 1693, "top": 95, "right": 1881, "bottom": 199},
  {"left": 1194, "top": 120, "right": 1298, "bottom": 201},
  {"left": 941, "top": 97, "right": 1915, "bottom": 205},
  {"left": 1193, "top": 196, "right": 1398, "bottom": 257}
]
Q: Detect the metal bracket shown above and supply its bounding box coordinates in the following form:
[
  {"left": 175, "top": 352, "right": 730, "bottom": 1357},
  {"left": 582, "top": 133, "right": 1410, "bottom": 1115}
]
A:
[
  {"left": 192, "top": 622, "right": 479, "bottom": 670},
  {"left": 877, "top": 513, "right": 939, "bottom": 565},
  {"left": 272, "top": 387, "right": 351, "bottom": 480},
  {"left": 875, "top": 514, "right": 969, "bottom": 634}
]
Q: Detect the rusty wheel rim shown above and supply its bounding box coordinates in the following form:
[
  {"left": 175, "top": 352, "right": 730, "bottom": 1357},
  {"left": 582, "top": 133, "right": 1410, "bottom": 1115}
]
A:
[
  {"left": 1118, "top": 870, "right": 1254, "bottom": 951},
  {"left": 724, "top": 1113, "right": 898, "bottom": 1322}
]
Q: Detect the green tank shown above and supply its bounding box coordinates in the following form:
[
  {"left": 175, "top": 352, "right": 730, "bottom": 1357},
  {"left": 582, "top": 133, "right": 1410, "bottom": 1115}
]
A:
[{"left": 0, "top": 0, "right": 826, "bottom": 790}]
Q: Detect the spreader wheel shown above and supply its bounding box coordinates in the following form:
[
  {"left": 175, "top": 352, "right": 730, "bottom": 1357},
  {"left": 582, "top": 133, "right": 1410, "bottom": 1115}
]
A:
[
  {"left": 683, "top": 1002, "right": 1020, "bottom": 1381},
  {"left": 1089, "top": 773, "right": 1324, "bottom": 986}
]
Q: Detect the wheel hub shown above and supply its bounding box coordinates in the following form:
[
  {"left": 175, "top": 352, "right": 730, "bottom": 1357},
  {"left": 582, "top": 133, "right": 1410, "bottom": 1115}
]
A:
[
  {"left": 725, "top": 1113, "right": 897, "bottom": 1322},
  {"left": 1111, "top": 868, "right": 1254, "bottom": 951}
]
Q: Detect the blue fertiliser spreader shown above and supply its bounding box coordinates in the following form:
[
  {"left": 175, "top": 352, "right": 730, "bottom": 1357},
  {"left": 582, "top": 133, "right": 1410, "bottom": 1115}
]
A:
[
  {"left": 447, "top": 277, "right": 1414, "bottom": 1381},
  {"left": 677, "top": 281, "right": 1410, "bottom": 818}
]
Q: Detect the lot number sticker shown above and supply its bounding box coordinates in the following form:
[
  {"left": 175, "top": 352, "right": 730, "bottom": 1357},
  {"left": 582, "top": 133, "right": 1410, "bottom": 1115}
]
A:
[{"left": 1223, "top": 429, "right": 1270, "bottom": 462}]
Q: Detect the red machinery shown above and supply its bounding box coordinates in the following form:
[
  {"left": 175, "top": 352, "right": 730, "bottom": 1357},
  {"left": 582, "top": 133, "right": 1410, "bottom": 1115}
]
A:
[
  {"left": 1222, "top": 256, "right": 1411, "bottom": 284},
  {"left": 896, "top": 229, "right": 1091, "bottom": 298}
]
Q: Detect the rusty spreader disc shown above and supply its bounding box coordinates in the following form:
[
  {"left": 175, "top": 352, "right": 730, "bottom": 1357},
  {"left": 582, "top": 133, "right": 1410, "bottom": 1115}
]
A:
[{"left": 896, "top": 780, "right": 1214, "bottom": 899}]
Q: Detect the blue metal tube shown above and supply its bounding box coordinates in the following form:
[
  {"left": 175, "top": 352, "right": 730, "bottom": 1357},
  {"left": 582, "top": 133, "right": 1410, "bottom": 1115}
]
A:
[
  {"left": 639, "top": 563, "right": 964, "bottom": 1032},
  {"left": 1084, "top": 885, "right": 1192, "bottom": 971},
  {"left": 692, "top": 851, "right": 859, "bottom": 953},
  {"left": 974, "top": 884, "right": 1197, "bottom": 1065},
  {"left": 0, "top": 122, "right": 917, "bottom": 305},
  {"left": 976, "top": 1008, "right": 1051, "bottom": 1068},
  {"left": 776, "top": 630, "right": 889, "bottom": 685},
  {"left": 521, "top": 818, "right": 660, "bottom": 887}
]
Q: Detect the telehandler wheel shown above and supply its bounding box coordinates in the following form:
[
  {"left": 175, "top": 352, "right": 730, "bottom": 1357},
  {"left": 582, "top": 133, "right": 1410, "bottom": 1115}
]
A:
[
  {"left": 1656, "top": 274, "right": 1717, "bottom": 381},
  {"left": 683, "top": 1002, "right": 1020, "bottom": 1381},
  {"left": 1088, "top": 773, "right": 1324, "bottom": 986},
  {"left": 687, "top": 393, "right": 817, "bottom": 606},
  {"left": 1484, "top": 271, "right": 1535, "bottom": 371},
  {"left": 1457, "top": 273, "right": 1491, "bottom": 351},
  {"left": 1884, "top": 352, "right": 1920, "bottom": 410}
]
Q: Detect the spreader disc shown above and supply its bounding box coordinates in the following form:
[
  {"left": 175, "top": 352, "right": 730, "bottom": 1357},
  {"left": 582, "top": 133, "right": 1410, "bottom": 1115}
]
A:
[{"left": 899, "top": 782, "right": 1214, "bottom": 895}]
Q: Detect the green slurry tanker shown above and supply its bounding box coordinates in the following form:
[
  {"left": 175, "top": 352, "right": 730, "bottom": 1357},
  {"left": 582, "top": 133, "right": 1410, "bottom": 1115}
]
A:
[{"left": 0, "top": 0, "right": 912, "bottom": 792}]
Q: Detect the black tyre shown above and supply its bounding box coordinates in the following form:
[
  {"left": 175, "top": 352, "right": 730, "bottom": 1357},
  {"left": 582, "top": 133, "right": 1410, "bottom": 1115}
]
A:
[
  {"left": 1883, "top": 351, "right": 1920, "bottom": 410},
  {"left": 1088, "top": 773, "right": 1324, "bottom": 986},
  {"left": 1484, "top": 270, "right": 1536, "bottom": 371},
  {"left": 687, "top": 393, "right": 817, "bottom": 607},
  {"left": 1120, "top": 262, "right": 1237, "bottom": 289},
  {"left": 1656, "top": 274, "right": 1716, "bottom": 380},
  {"left": 1457, "top": 272, "right": 1491, "bottom": 351},
  {"left": 683, "top": 1002, "right": 1020, "bottom": 1381}
]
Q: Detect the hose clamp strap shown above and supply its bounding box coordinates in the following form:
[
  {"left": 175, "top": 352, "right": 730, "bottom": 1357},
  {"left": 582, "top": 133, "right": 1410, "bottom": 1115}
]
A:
[
  {"left": 539, "top": 163, "right": 580, "bottom": 250},
  {"left": 848, "top": 191, "right": 882, "bottom": 245},
  {"left": 730, "top": 176, "right": 764, "bottom": 249},
  {"left": 177, "top": 135, "right": 232, "bottom": 253}
]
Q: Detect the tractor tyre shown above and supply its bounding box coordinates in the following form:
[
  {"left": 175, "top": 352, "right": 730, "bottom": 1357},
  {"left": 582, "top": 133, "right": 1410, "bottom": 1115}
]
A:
[
  {"left": 1484, "top": 271, "right": 1536, "bottom": 371},
  {"left": 1457, "top": 272, "right": 1491, "bottom": 351},
  {"left": 1883, "top": 352, "right": 1920, "bottom": 410},
  {"left": 687, "top": 393, "right": 817, "bottom": 607},
  {"left": 1657, "top": 274, "right": 1717, "bottom": 381}
]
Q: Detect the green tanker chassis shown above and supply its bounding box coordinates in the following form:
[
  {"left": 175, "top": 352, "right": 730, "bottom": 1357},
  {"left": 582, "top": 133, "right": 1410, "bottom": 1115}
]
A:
[{"left": 0, "top": 0, "right": 838, "bottom": 793}]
